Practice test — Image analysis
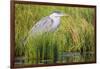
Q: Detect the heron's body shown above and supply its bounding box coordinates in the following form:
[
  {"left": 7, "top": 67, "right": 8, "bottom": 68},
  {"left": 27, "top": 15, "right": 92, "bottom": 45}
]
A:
[
  {"left": 23, "top": 11, "right": 68, "bottom": 45},
  {"left": 29, "top": 16, "right": 60, "bottom": 36}
]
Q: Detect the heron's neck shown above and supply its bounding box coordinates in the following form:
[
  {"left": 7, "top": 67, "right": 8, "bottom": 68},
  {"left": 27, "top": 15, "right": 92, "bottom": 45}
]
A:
[
  {"left": 49, "top": 15, "right": 60, "bottom": 22},
  {"left": 49, "top": 16, "right": 61, "bottom": 28}
]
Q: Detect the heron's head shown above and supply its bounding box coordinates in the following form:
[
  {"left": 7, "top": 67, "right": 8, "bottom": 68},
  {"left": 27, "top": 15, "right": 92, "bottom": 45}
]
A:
[{"left": 49, "top": 11, "right": 68, "bottom": 18}]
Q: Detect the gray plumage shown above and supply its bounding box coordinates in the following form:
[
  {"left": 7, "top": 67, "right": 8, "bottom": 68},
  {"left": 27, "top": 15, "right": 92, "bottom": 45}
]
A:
[{"left": 23, "top": 11, "right": 68, "bottom": 45}]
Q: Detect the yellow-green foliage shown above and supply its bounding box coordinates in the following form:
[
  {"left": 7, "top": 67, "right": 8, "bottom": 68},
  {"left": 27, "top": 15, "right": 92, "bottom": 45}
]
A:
[{"left": 15, "top": 4, "right": 95, "bottom": 64}]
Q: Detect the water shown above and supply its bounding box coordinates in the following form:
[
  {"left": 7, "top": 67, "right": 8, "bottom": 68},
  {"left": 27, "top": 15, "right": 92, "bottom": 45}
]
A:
[{"left": 15, "top": 51, "right": 95, "bottom": 64}]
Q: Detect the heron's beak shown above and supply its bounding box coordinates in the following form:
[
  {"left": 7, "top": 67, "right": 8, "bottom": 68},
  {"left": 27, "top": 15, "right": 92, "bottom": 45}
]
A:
[
  {"left": 60, "top": 13, "right": 69, "bottom": 17},
  {"left": 63, "top": 14, "right": 69, "bottom": 17}
]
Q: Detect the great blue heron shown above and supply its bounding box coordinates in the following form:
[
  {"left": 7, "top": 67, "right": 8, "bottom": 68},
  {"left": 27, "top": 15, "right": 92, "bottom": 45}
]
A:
[{"left": 23, "top": 11, "right": 68, "bottom": 45}]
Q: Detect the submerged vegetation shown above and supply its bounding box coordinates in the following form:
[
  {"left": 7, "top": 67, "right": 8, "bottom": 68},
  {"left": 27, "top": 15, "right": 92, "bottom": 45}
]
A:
[{"left": 15, "top": 4, "right": 95, "bottom": 64}]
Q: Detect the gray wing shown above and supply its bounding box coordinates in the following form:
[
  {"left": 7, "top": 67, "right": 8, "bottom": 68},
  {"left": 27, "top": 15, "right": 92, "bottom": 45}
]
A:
[
  {"left": 23, "top": 16, "right": 53, "bottom": 45},
  {"left": 28, "top": 16, "right": 53, "bottom": 36},
  {"left": 23, "top": 16, "right": 54, "bottom": 45}
]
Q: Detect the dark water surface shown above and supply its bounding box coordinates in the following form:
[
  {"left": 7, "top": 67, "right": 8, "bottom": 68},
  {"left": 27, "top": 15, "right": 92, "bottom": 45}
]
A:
[{"left": 15, "top": 51, "right": 95, "bottom": 64}]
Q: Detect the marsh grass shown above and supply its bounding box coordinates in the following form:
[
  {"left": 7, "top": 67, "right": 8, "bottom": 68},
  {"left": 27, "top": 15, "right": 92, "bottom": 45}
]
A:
[{"left": 15, "top": 4, "right": 95, "bottom": 64}]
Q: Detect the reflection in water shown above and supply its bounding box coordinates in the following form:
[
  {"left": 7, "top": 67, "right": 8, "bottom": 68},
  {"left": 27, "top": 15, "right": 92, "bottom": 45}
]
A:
[{"left": 15, "top": 51, "right": 95, "bottom": 64}]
